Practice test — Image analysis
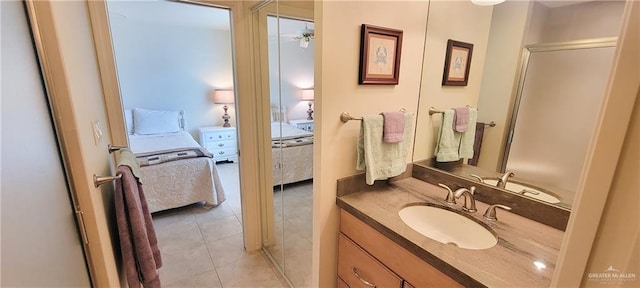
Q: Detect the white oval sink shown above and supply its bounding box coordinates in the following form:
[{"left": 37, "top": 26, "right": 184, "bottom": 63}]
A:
[
  {"left": 482, "top": 179, "right": 561, "bottom": 204},
  {"left": 398, "top": 205, "right": 497, "bottom": 250}
]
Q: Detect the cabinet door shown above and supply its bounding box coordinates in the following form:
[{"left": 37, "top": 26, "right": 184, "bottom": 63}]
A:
[
  {"left": 338, "top": 234, "right": 403, "bottom": 288},
  {"left": 337, "top": 277, "right": 350, "bottom": 288},
  {"left": 340, "top": 210, "right": 462, "bottom": 288}
]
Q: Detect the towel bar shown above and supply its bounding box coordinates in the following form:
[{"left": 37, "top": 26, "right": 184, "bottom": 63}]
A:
[
  {"left": 93, "top": 174, "right": 122, "bottom": 187},
  {"left": 108, "top": 144, "right": 128, "bottom": 154},
  {"left": 428, "top": 107, "right": 495, "bottom": 128},
  {"left": 340, "top": 108, "right": 407, "bottom": 123},
  {"left": 428, "top": 105, "right": 473, "bottom": 115},
  {"left": 428, "top": 107, "right": 445, "bottom": 115}
]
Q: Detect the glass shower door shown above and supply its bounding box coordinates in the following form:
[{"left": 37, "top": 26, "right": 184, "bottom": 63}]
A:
[{"left": 505, "top": 44, "right": 616, "bottom": 203}]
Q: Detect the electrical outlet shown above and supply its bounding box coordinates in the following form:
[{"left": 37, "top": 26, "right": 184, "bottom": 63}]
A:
[{"left": 92, "top": 120, "right": 103, "bottom": 145}]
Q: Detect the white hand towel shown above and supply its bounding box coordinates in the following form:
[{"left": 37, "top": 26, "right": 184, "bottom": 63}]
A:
[{"left": 357, "top": 114, "right": 413, "bottom": 185}]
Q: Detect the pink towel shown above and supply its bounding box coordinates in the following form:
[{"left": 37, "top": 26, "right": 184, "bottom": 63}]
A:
[
  {"left": 115, "top": 165, "right": 162, "bottom": 288},
  {"left": 452, "top": 107, "right": 470, "bottom": 132},
  {"left": 381, "top": 112, "right": 405, "bottom": 143}
]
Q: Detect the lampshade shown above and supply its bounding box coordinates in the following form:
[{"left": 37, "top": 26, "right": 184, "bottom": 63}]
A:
[
  {"left": 471, "top": 0, "right": 506, "bottom": 6},
  {"left": 301, "top": 89, "right": 314, "bottom": 101},
  {"left": 212, "top": 89, "right": 234, "bottom": 104}
]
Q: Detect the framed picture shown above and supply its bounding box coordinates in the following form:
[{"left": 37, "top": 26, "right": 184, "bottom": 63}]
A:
[
  {"left": 442, "top": 39, "right": 473, "bottom": 86},
  {"left": 359, "top": 24, "right": 403, "bottom": 85}
]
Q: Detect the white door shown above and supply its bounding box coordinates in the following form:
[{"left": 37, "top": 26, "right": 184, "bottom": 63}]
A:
[{"left": 0, "top": 1, "right": 91, "bottom": 286}]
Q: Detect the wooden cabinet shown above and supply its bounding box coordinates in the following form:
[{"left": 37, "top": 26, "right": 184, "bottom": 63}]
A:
[
  {"left": 338, "top": 209, "right": 462, "bottom": 288},
  {"left": 198, "top": 126, "right": 238, "bottom": 162},
  {"left": 338, "top": 234, "right": 403, "bottom": 287}
]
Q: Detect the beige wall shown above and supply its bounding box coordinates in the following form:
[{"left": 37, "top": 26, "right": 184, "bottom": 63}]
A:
[
  {"left": 537, "top": 0, "right": 626, "bottom": 43},
  {"left": 412, "top": 1, "right": 493, "bottom": 161},
  {"left": 314, "top": 1, "right": 429, "bottom": 285},
  {"left": 475, "top": 1, "right": 530, "bottom": 171}
]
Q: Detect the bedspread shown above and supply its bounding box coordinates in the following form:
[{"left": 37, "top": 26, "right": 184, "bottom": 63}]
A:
[{"left": 139, "top": 157, "right": 225, "bottom": 213}]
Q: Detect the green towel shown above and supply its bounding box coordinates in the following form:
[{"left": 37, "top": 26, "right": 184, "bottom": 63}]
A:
[
  {"left": 435, "top": 110, "right": 460, "bottom": 162},
  {"left": 357, "top": 113, "right": 413, "bottom": 185},
  {"left": 435, "top": 109, "right": 477, "bottom": 162},
  {"left": 459, "top": 108, "right": 477, "bottom": 158},
  {"left": 117, "top": 148, "right": 143, "bottom": 183}
]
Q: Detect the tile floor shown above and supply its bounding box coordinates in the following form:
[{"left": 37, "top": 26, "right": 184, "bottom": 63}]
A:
[
  {"left": 268, "top": 183, "right": 313, "bottom": 287},
  {"left": 152, "top": 162, "right": 289, "bottom": 287}
]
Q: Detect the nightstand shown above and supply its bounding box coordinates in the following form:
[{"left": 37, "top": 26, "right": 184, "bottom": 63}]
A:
[
  {"left": 289, "top": 119, "right": 314, "bottom": 132},
  {"left": 198, "top": 126, "right": 238, "bottom": 162}
]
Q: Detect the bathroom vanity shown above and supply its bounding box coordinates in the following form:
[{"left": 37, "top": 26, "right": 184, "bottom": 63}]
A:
[{"left": 336, "top": 172, "right": 563, "bottom": 287}]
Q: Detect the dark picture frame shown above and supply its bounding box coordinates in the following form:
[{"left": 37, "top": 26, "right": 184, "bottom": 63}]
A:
[
  {"left": 442, "top": 39, "right": 473, "bottom": 86},
  {"left": 359, "top": 24, "right": 403, "bottom": 85}
]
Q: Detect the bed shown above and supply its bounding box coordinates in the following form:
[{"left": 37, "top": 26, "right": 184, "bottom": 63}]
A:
[
  {"left": 271, "top": 122, "right": 314, "bottom": 186},
  {"left": 125, "top": 108, "right": 225, "bottom": 213}
]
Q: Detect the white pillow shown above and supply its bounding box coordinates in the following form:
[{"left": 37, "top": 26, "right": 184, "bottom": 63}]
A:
[
  {"left": 124, "top": 109, "right": 133, "bottom": 135},
  {"left": 133, "top": 108, "right": 181, "bottom": 135}
]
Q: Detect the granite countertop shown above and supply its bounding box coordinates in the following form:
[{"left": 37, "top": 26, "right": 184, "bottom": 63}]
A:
[{"left": 336, "top": 177, "right": 564, "bottom": 287}]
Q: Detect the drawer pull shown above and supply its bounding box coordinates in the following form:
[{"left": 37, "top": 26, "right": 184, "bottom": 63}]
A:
[
  {"left": 219, "top": 151, "right": 225, "bottom": 155},
  {"left": 352, "top": 267, "right": 376, "bottom": 288},
  {"left": 218, "top": 143, "right": 224, "bottom": 147}
]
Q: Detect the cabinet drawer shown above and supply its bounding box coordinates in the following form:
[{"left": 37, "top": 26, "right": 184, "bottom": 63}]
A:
[
  {"left": 338, "top": 234, "right": 402, "bottom": 288},
  {"left": 209, "top": 148, "right": 236, "bottom": 158},
  {"left": 205, "top": 139, "right": 236, "bottom": 150},
  {"left": 204, "top": 131, "right": 235, "bottom": 141},
  {"left": 297, "top": 123, "right": 314, "bottom": 131}
]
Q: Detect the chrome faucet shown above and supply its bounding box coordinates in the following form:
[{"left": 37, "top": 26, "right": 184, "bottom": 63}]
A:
[
  {"left": 470, "top": 174, "right": 484, "bottom": 183},
  {"left": 483, "top": 204, "right": 512, "bottom": 221},
  {"left": 438, "top": 183, "right": 456, "bottom": 205},
  {"left": 496, "top": 171, "right": 515, "bottom": 189},
  {"left": 454, "top": 186, "right": 477, "bottom": 213}
]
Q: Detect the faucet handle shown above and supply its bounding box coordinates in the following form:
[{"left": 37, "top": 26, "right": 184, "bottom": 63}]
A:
[
  {"left": 483, "top": 204, "right": 512, "bottom": 221},
  {"left": 470, "top": 174, "right": 484, "bottom": 183},
  {"left": 438, "top": 183, "right": 456, "bottom": 205}
]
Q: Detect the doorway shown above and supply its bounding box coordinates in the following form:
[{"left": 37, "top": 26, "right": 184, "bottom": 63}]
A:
[{"left": 105, "top": 1, "right": 283, "bottom": 285}]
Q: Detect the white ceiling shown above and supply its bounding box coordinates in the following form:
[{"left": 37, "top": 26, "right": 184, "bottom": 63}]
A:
[{"left": 106, "top": 0, "right": 231, "bottom": 30}]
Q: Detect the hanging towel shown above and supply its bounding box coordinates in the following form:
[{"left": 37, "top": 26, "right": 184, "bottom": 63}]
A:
[
  {"left": 117, "top": 148, "right": 143, "bottom": 182},
  {"left": 380, "top": 111, "right": 405, "bottom": 143},
  {"left": 357, "top": 113, "right": 413, "bottom": 185},
  {"left": 467, "top": 122, "right": 485, "bottom": 166},
  {"left": 115, "top": 152, "right": 162, "bottom": 288},
  {"left": 459, "top": 108, "right": 477, "bottom": 159},
  {"left": 435, "top": 110, "right": 461, "bottom": 162},
  {"left": 452, "top": 107, "right": 470, "bottom": 132}
]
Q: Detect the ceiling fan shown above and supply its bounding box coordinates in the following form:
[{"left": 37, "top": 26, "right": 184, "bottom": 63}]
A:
[{"left": 280, "top": 24, "right": 315, "bottom": 48}]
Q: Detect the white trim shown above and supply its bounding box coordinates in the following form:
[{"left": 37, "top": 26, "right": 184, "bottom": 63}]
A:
[{"left": 551, "top": 0, "right": 639, "bottom": 286}]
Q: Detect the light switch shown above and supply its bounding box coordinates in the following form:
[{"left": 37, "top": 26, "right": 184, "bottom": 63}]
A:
[{"left": 92, "top": 120, "right": 103, "bottom": 145}]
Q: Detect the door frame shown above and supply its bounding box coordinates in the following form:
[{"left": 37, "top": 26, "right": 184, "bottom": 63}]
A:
[{"left": 86, "top": 0, "right": 264, "bottom": 253}]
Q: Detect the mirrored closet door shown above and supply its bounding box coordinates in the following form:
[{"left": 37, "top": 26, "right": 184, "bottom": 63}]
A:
[{"left": 252, "top": 1, "right": 314, "bottom": 286}]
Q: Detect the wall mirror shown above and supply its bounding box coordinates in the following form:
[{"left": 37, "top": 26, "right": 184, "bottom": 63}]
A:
[
  {"left": 412, "top": 0, "right": 626, "bottom": 212},
  {"left": 251, "top": 0, "right": 314, "bottom": 286}
]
